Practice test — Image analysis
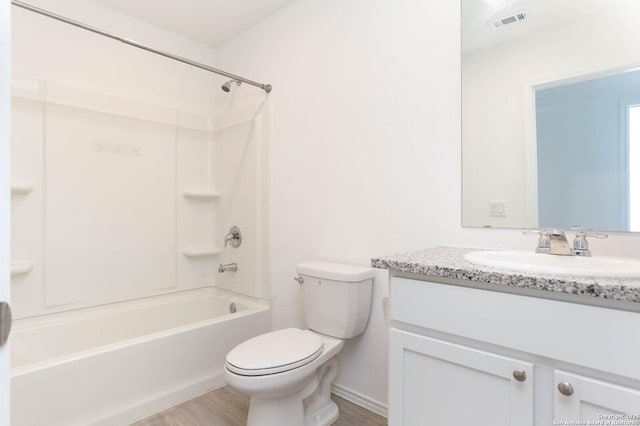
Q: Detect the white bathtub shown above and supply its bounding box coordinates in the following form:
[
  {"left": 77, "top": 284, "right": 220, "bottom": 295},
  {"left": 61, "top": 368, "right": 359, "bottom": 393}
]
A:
[{"left": 10, "top": 288, "right": 270, "bottom": 426}]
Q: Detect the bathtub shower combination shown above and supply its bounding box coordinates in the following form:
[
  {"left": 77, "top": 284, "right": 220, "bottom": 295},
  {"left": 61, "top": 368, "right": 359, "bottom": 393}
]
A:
[{"left": 10, "top": 3, "right": 272, "bottom": 424}]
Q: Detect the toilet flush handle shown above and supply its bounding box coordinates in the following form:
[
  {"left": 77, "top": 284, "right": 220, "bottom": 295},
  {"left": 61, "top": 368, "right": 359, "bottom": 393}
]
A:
[{"left": 293, "top": 276, "right": 304, "bottom": 285}]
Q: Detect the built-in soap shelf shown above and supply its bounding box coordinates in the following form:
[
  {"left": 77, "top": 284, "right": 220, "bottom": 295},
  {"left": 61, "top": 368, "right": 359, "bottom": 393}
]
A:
[
  {"left": 182, "top": 247, "right": 221, "bottom": 258},
  {"left": 182, "top": 190, "right": 221, "bottom": 201},
  {"left": 11, "top": 181, "right": 34, "bottom": 196},
  {"left": 11, "top": 261, "right": 34, "bottom": 276}
]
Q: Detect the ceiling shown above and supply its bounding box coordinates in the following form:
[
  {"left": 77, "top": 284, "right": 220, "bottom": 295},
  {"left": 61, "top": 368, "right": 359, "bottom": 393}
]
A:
[
  {"left": 93, "top": 0, "right": 297, "bottom": 47},
  {"left": 462, "top": 0, "right": 618, "bottom": 54}
]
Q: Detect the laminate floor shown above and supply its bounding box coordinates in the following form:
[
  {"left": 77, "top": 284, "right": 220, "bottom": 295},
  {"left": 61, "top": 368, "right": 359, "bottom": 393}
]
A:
[{"left": 132, "top": 386, "right": 387, "bottom": 426}]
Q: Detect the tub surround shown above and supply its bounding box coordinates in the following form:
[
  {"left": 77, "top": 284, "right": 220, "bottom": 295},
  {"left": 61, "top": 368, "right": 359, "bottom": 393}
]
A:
[{"left": 372, "top": 246, "right": 640, "bottom": 305}]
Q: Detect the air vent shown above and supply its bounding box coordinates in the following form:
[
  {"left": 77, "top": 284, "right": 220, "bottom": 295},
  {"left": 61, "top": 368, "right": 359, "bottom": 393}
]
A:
[{"left": 489, "top": 11, "right": 527, "bottom": 29}]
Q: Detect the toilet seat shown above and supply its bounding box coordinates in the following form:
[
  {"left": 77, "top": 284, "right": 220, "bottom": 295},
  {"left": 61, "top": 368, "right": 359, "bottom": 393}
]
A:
[{"left": 226, "top": 328, "right": 324, "bottom": 376}]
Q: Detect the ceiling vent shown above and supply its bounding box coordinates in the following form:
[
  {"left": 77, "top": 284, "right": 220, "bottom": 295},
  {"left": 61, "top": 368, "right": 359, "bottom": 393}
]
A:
[{"left": 488, "top": 11, "right": 527, "bottom": 29}]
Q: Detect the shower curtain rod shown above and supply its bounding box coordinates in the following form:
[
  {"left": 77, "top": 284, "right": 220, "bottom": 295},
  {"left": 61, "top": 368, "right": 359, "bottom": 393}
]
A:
[{"left": 11, "top": 0, "right": 272, "bottom": 93}]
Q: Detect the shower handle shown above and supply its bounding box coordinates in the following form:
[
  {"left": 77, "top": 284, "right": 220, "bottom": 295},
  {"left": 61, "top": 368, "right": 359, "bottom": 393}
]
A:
[{"left": 224, "top": 226, "right": 242, "bottom": 248}]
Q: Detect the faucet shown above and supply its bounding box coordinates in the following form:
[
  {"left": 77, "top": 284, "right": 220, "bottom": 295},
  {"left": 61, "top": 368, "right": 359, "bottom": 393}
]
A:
[
  {"left": 547, "top": 229, "right": 573, "bottom": 256},
  {"left": 525, "top": 228, "right": 607, "bottom": 256},
  {"left": 218, "top": 263, "right": 238, "bottom": 273}
]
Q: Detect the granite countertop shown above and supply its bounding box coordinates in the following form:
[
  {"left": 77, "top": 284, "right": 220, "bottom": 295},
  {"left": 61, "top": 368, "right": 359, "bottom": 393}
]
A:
[{"left": 371, "top": 246, "right": 640, "bottom": 304}]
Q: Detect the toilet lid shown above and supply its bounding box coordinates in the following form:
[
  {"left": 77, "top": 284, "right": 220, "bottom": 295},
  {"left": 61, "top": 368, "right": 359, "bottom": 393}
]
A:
[{"left": 226, "top": 328, "right": 324, "bottom": 376}]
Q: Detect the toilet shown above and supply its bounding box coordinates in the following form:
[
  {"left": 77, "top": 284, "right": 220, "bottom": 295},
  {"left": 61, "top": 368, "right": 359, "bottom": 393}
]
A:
[{"left": 224, "top": 261, "right": 375, "bottom": 426}]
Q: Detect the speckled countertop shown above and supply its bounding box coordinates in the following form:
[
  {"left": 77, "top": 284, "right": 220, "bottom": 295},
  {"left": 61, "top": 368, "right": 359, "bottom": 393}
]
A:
[{"left": 372, "top": 246, "right": 640, "bottom": 304}]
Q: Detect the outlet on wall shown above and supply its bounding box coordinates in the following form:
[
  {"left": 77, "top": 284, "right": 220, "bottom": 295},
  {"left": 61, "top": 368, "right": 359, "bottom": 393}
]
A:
[{"left": 489, "top": 200, "right": 507, "bottom": 217}]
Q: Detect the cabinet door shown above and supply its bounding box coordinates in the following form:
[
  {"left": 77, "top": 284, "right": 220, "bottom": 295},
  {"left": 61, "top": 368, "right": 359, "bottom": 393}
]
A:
[
  {"left": 554, "top": 370, "right": 640, "bottom": 424},
  {"left": 389, "top": 329, "right": 534, "bottom": 426}
]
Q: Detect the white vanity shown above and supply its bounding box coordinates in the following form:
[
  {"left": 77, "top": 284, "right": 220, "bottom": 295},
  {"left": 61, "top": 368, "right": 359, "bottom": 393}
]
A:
[{"left": 373, "top": 247, "right": 640, "bottom": 426}]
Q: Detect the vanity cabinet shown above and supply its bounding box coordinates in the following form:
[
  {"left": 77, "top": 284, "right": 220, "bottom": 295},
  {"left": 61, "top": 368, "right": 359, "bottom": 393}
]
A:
[
  {"left": 388, "top": 276, "right": 640, "bottom": 426},
  {"left": 389, "top": 329, "right": 534, "bottom": 426}
]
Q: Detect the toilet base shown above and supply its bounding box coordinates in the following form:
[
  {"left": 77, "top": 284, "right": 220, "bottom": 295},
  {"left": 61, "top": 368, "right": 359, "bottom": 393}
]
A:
[
  {"left": 304, "top": 399, "right": 338, "bottom": 426},
  {"left": 243, "top": 357, "right": 341, "bottom": 426},
  {"left": 303, "top": 358, "right": 340, "bottom": 426},
  {"left": 246, "top": 393, "right": 338, "bottom": 426},
  {"left": 246, "top": 375, "right": 317, "bottom": 426}
]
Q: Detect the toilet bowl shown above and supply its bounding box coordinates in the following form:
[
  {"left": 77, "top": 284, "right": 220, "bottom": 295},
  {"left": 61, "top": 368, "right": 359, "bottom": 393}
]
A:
[
  {"left": 224, "top": 261, "right": 374, "bottom": 426},
  {"left": 225, "top": 328, "right": 344, "bottom": 426}
]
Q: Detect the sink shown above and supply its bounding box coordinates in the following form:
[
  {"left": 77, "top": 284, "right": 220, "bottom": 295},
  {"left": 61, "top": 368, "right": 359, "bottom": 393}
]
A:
[{"left": 463, "top": 250, "right": 640, "bottom": 278}]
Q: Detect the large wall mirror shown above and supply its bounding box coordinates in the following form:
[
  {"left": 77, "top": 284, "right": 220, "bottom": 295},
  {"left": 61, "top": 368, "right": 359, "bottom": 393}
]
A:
[{"left": 462, "top": 0, "right": 640, "bottom": 232}]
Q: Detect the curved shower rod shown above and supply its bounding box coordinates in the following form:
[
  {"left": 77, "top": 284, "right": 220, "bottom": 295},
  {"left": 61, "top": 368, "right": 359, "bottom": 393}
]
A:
[{"left": 11, "top": 0, "right": 273, "bottom": 93}]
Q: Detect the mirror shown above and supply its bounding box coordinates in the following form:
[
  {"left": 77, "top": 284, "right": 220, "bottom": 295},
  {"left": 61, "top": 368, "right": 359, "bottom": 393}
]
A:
[{"left": 461, "top": 0, "right": 640, "bottom": 232}]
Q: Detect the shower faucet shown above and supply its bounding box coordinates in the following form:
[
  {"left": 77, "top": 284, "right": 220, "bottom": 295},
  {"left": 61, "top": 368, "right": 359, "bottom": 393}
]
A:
[{"left": 224, "top": 226, "right": 242, "bottom": 248}]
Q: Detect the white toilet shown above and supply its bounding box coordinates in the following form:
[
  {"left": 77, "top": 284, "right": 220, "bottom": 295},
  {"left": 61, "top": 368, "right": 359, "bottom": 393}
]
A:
[{"left": 224, "top": 261, "right": 374, "bottom": 426}]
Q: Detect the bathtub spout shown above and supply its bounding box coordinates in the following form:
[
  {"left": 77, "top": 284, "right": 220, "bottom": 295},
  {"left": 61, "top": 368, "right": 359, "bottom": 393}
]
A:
[{"left": 218, "top": 263, "right": 238, "bottom": 273}]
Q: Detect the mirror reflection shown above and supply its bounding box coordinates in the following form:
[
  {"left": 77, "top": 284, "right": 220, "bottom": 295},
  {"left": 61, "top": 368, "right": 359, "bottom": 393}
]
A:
[{"left": 461, "top": 0, "right": 640, "bottom": 232}]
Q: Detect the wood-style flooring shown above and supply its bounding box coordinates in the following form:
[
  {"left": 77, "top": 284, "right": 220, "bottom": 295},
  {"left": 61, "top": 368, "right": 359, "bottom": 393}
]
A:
[{"left": 132, "top": 386, "right": 387, "bottom": 426}]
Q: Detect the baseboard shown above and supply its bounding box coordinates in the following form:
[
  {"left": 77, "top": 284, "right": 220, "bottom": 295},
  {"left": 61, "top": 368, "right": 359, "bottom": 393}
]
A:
[
  {"left": 331, "top": 384, "right": 388, "bottom": 418},
  {"left": 91, "top": 373, "right": 226, "bottom": 426},
  {"left": 89, "top": 375, "right": 386, "bottom": 425}
]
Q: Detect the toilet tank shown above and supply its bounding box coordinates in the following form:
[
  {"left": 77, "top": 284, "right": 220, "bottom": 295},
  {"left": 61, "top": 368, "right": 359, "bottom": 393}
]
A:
[{"left": 296, "top": 261, "right": 374, "bottom": 339}]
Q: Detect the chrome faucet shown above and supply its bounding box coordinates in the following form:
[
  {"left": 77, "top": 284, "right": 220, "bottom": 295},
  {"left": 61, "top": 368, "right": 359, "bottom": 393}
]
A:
[
  {"left": 525, "top": 228, "right": 607, "bottom": 256},
  {"left": 224, "top": 226, "right": 242, "bottom": 248},
  {"left": 218, "top": 263, "right": 238, "bottom": 273}
]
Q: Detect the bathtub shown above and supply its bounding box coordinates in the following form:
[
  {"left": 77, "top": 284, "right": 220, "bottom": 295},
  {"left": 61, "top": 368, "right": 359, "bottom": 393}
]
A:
[{"left": 10, "top": 288, "right": 270, "bottom": 426}]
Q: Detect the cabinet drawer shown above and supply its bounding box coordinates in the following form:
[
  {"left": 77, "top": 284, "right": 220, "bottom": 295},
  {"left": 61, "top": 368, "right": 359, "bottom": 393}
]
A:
[{"left": 390, "top": 277, "right": 640, "bottom": 381}]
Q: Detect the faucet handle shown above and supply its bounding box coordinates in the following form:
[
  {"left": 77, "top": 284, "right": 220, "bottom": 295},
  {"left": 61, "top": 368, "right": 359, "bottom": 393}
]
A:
[
  {"left": 572, "top": 231, "right": 608, "bottom": 257},
  {"left": 575, "top": 231, "right": 608, "bottom": 239},
  {"left": 523, "top": 229, "right": 551, "bottom": 253},
  {"left": 224, "top": 225, "right": 242, "bottom": 248}
]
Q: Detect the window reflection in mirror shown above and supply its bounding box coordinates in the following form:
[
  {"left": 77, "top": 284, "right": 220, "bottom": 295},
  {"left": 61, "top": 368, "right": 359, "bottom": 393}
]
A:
[
  {"left": 536, "top": 70, "right": 640, "bottom": 231},
  {"left": 461, "top": 0, "right": 640, "bottom": 232}
]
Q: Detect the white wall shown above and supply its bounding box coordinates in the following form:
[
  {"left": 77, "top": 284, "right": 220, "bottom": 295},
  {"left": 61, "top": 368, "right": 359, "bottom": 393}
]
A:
[
  {"left": 462, "top": 5, "right": 640, "bottom": 228},
  {"left": 216, "top": 0, "right": 464, "bottom": 410},
  {"left": 216, "top": 0, "right": 640, "bottom": 411}
]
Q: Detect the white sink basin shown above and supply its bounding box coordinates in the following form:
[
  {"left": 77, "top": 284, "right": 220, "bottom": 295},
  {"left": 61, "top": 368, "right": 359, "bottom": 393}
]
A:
[{"left": 464, "top": 250, "right": 640, "bottom": 278}]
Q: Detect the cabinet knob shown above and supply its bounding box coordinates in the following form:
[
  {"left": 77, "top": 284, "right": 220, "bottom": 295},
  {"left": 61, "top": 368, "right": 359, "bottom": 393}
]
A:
[
  {"left": 512, "top": 369, "right": 527, "bottom": 382},
  {"left": 557, "top": 382, "right": 574, "bottom": 396}
]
